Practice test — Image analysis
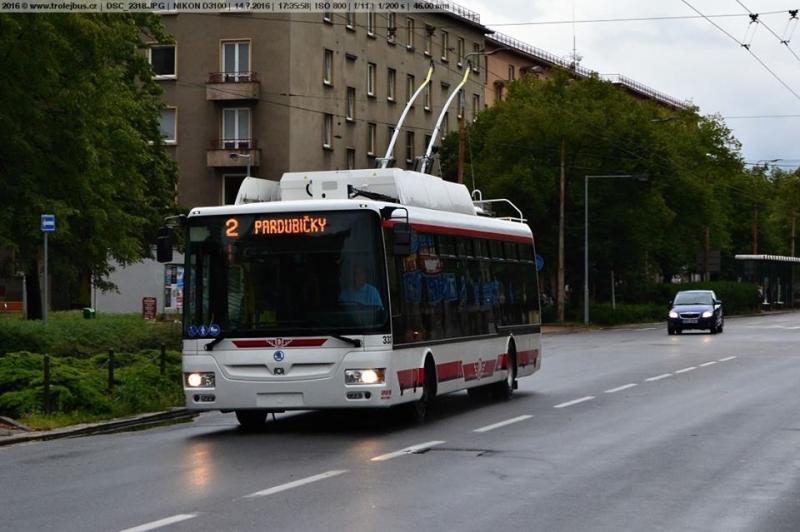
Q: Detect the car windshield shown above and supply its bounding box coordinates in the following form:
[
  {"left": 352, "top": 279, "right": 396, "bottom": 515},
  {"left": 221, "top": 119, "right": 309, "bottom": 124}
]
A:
[
  {"left": 184, "top": 210, "right": 389, "bottom": 337},
  {"left": 673, "top": 292, "right": 714, "bottom": 305}
]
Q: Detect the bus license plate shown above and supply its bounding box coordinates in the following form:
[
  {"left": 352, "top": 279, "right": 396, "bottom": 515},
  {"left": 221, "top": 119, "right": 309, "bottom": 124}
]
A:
[{"left": 683, "top": 318, "right": 698, "bottom": 324}]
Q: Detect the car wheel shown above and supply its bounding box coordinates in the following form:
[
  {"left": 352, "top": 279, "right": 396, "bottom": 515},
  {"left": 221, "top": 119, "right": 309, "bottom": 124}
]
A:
[
  {"left": 668, "top": 326, "right": 676, "bottom": 335},
  {"left": 675, "top": 328, "right": 682, "bottom": 334}
]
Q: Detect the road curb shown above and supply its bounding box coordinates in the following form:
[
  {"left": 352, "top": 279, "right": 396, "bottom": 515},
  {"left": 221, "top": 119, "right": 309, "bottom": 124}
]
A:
[{"left": 0, "top": 408, "right": 197, "bottom": 447}]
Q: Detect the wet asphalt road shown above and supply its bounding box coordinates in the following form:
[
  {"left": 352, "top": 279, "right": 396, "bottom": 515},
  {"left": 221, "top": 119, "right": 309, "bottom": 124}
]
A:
[{"left": 1, "top": 312, "right": 799, "bottom": 532}]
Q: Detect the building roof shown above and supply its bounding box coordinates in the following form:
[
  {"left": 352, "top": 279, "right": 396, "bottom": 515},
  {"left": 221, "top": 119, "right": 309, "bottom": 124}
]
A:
[
  {"left": 431, "top": 0, "right": 493, "bottom": 34},
  {"left": 486, "top": 32, "right": 690, "bottom": 110}
]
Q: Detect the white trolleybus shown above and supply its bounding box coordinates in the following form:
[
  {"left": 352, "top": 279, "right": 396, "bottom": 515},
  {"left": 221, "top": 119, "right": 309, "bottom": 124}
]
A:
[{"left": 158, "top": 65, "right": 542, "bottom": 428}]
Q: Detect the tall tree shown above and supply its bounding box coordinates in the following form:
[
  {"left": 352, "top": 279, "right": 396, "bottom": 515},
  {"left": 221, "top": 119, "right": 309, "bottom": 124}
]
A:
[{"left": 0, "top": 14, "right": 177, "bottom": 317}]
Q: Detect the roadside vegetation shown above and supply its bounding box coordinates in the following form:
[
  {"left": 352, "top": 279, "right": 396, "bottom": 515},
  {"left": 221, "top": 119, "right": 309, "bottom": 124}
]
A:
[{"left": 0, "top": 313, "right": 183, "bottom": 429}]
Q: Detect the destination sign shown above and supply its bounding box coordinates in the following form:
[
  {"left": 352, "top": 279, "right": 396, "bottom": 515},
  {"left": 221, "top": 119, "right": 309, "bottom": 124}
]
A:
[{"left": 225, "top": 215, "right": 328, "bottom": 238}]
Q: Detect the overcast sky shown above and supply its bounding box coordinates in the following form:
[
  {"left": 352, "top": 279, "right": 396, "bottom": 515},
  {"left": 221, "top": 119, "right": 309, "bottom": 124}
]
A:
[{"left": 458, "top": 0, "right": 800, "bottom": 169}]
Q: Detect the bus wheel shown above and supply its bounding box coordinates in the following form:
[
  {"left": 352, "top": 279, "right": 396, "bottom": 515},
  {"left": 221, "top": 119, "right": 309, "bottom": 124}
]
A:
[
  {"left": 493, "top": 349, "right": 517, "bottom": 401},
  {"left": 235, "top": 409, "right": 267, "bottom": 430},
  {"left": 406, "top": 358, "right": 436, "bottom": 423}
]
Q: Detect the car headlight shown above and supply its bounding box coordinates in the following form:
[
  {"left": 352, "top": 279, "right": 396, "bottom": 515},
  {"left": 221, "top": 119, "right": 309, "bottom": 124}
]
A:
[
  {"left": 702, "top": 310, "right": 713, "bottom": 318},
  {"left": 669, "top": 310, "right": 678, "bottom": 318},
  {"left": 345, "top": 369, "right": 385, "bottom": 385},
  {"left": 185, "top": 372, "right": 215, "bottom": 388}
]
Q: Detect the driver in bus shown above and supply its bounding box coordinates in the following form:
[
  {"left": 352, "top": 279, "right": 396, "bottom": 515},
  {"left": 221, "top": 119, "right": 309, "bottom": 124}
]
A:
[{"left": 339, "top": 264, "right": 383, "bottom": 309}]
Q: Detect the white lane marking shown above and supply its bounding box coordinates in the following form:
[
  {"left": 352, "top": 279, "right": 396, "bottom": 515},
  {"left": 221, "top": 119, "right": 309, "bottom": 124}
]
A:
[
  {"left": 604, "top": 383, "right": 637, "bottom": 394},
  {"left": 119, "top": 514, "right": 199, "bottom": 532},
  {"left": 554, "top": 396, "right": 595, "bottom": 409},
  {"left": 645, "top": 373, "right": 672, "bottom": 382},
  {"left": 473, "top": 415, "right": 533, "bottom": 433},
  {"left": 699, "top": 361, "right": 718, "bottom": 367},
  {"left": 370, "top": 441, "right": 446, "bottom": 462},
  {"left": 675, "top": 366, "right": 697, "bottom": 374},
  {"left": 719, "top": 356, "right": 737, "bottom": 362},
  {"left": 243, "top": 470, "right": 348, "bottom": 499}
]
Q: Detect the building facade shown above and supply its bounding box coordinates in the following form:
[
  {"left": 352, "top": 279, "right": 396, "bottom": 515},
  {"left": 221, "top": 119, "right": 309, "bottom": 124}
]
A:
[{"left": 153, "top": 8, "right": 490, "bottom": 209}]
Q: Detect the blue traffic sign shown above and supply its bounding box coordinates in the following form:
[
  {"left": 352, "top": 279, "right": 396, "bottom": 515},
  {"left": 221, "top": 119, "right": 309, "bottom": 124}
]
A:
[
  {"left": 535, "top": 254, "right": 544, "bottom": 272},
  {"left": 41, "top": 214, "right": 56, "bottom": 232}
]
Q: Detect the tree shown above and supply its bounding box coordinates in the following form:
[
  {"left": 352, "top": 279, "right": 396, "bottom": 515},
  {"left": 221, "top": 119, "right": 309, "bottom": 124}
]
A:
[
  {"left": 0, "top": 14, "right": 177, "bottom": 317},
  {"left": 441, "top": 69, "right": 749, "bottom": 317}
]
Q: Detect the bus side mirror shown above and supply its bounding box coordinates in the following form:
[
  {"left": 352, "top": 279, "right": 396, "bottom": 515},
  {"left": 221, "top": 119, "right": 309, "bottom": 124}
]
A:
[
  {"left": 393, "top": 223, "right": 411, "bottom": 255},
  {"left": 156, "top": 226, "right": 174, "bottom": 263}
]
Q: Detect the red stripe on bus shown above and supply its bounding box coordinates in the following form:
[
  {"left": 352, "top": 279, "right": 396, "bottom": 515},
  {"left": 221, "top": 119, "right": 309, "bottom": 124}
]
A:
[
  {"left": 436, "top": 361, "right": 463, "bottom": 382},
  {"left": 397, "top": 368, "right": 424, "bottom": 391},
  {"left": 483, "top": 359, "right": 496, "bottom": 376},
  {"left": 517, "top": 349, "right": 539, "bottom": 367},
  {"left": 383, "top": 220, "right": 533, "bottom": 244},
  {"left": 462, "top": 362, "right": 479, "bottom": 381},
  {"left": 232, "top": 338, "right": 328, "bottom": 348},
  {"left": 497, "top": 353, "right": 509, "bottom": 370}
]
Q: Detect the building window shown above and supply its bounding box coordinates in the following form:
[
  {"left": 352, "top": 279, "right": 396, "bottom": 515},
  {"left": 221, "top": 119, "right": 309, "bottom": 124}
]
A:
[
  {"left": 387, "top": 68, "right": 396, "bottom": 101},
  {"left": 406, "top": 18, "right": 415, "bottom": 49},
  {"left": 367, "top": 11, "right": 376, "bottom": 36},
  {"left": 323, "top": 113, "right": 333, "bottom": 149},
  {"left": 367, "top": 62, "right": 376, "bottom": 97},
  {"left": 472, "top": 43, "right": 481, "bottom": 72},
  {"left": 472, "top": 93, "right": 480, "bottom": 121},
  {"left": 323, "top": 11, "right": 332, "bottom": 23},
  {"left": 323, "top": 48, "right": 334, "bottom": 86},
  {"left": 159, "top": 107, "right": 177, "bottom": 143},
  {"left": 222, "top": 41, "right": 250, "bottom": 81},
  {"left": 150, "top": 45, "right": 176, "bottom": 79},
  {"left": 442, "top": 111, "right": 449, "bottom": 137},
  {"left": 222, "top": 108, "right": 249, "bottom": 149},
  {"left": 345, "top": 11, "right": 355, "bottom": 30},
  {"left": 367, "top": 122, "right": 376, "bottom": 156},
  {"left": 495, "top": 84, "right": 504, "bottom": 102},
  {"left": 387, "top": 12, "right": 397, "bottom": 44},
  {"left": 424, "top": 83, "right": 431, "bottom": 112},
  {"left": 387, "top": 126, "right": 395, "bottom": 158},
  {"left": 346, "top": 87, "right": 356, "bottom": 122},
  {"left": 346, "top": 148, "right": 356, "bottom": 169},
  {"left": 424, "top": 25, "right": 433, "bottom": 56},
  {"left": 457, "top": 89, "right": 464, "bottom": 119},
  {"left": 223, "top": 174, "right": 246, "bottom": 205},
  {"left": 508, "top": 64, "right": 515, "bottom": 81},
  {"left": 441, "top": 30, "right": 449, "bottom": 62},
  {"left": 406, "top": 74, "right": 415, "bottom": 105},
  {"left": 405, "top": 131, "right": 415, "bottom": 165},
  {"left": 457, "top": 37, "right": 465, "bottom": 66},
  {"left": 424, "top": 134, "right": 432, "bottom": 155}
]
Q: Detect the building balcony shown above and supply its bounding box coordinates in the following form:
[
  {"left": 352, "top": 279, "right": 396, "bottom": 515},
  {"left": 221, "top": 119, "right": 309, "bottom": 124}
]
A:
[
  {"left": 206, "top": 139, "right": 261, "bottom": 168},
  {"left": 206, "top": 72, "right": 260, "bottom": 101}
]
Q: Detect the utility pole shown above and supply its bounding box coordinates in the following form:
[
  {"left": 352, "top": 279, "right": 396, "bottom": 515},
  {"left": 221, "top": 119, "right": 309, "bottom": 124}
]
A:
[{"left": 557, "top": 137, "right": 566, "bottom": 322}]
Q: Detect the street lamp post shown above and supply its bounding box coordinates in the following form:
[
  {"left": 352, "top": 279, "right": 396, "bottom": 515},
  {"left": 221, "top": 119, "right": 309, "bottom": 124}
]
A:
[{"left": 584, "top": 174, "right": 647, "bottom": 324}]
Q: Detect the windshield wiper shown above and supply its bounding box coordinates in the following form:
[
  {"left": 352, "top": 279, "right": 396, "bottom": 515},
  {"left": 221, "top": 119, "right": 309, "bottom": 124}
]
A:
[
  {"left": 204, "top": 328, "right": 239, "bottom": 351},
  {"left": 332, "top": 334, "right": 362, "bottom": 348}
]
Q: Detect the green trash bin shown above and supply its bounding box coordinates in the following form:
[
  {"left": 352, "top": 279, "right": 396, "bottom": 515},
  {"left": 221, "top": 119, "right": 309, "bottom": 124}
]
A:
[{"left": 82, "top": 307, "right": 96, "bottom": 319}]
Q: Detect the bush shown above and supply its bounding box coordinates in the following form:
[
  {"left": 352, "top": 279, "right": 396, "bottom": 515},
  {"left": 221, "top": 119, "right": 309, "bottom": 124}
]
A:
[
  {"left": 0, "top": 312, "right": 181, "bottom": 357},
  {"left": 585, "top": 303, "right": 666, "bottom": 326},
  {"left": 0, "top": 350, "right": 182, "bottom": 419}
]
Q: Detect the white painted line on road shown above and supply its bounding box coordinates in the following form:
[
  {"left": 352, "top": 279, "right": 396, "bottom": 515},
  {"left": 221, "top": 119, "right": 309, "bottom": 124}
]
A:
[
  {"left": 604, "top": 383, "right": 637, "bottom": 394},
  {"left": 719, "top": 356, "right": 737, "bottom": 362},
  {"left": 119, "top": 514, "right": 199, "bottom": 532},
  {"left": 473, "top": 415, "right": 533, "bottom": 433},
  {"left": 370, "top": 441, "right": 446, "bottom": 462},
  {"left": 645, "top": 373, "right": 672, "bottom": 382},
  {"left": 699, "top": 361, "right": 718, "bottom": 367},
  {"left": 554, "top": 396, "right": 595, "bottom": 409},
  {"left": 243, "top": 470, "right": 348, "bottom": 499},
  {"left": 675, "top": 367, "right": 697, "bottom": 374}
]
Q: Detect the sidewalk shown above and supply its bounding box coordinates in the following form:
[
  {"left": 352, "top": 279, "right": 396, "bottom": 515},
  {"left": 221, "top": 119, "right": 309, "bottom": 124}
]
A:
[{"left": 0, "top": 408, "right": 196, "bottom": 447}]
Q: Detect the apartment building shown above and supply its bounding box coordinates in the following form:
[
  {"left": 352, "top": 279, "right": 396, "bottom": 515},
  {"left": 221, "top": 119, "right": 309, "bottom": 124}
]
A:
[{"left": 152, "top": 7, "right": 490, "bottom": 209}]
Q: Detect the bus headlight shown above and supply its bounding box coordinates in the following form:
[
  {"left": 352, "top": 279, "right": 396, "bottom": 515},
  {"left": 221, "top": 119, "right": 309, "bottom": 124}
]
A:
[
  {"left": 185, "top": 372, "right": 215, "bottom": 388},
  {"left": 345, "top": 369, "right": 385, "bottom": 385},
  {"left": 702, "top": 310, "right": 713, "bottom": 318}
]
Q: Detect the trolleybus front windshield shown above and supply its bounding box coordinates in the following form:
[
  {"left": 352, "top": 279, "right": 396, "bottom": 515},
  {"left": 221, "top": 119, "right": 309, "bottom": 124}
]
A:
[{"left": 185, "top": 210, "right": 389, "bottom": 337}]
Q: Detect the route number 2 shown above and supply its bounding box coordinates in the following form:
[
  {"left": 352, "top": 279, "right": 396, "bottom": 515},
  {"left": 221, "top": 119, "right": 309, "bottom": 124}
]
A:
[{"left": 225, "top": 218, "right": 239, "bottom": 238}]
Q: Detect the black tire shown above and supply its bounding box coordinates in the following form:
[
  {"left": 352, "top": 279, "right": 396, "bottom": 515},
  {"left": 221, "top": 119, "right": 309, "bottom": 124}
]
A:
[
  {"left": 667, "top": 327, "right": 675, "bottom": 335},
  {"left": 403, "top": 358, "right": 436, "bottom": 423},
  {"left": 492, "top": 349, "right": 517, "bottom": 401},
  {"left": 675, "top": 328, "right": 683, "bottom": 335},
  {"left": 235, "top": 409, "right": 267, "bottom": 430}
]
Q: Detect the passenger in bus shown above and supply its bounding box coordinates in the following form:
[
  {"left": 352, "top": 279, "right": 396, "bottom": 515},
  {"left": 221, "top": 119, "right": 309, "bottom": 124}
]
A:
[{"left": 339, "top": 264, "right": 384, "bottom": 309}]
